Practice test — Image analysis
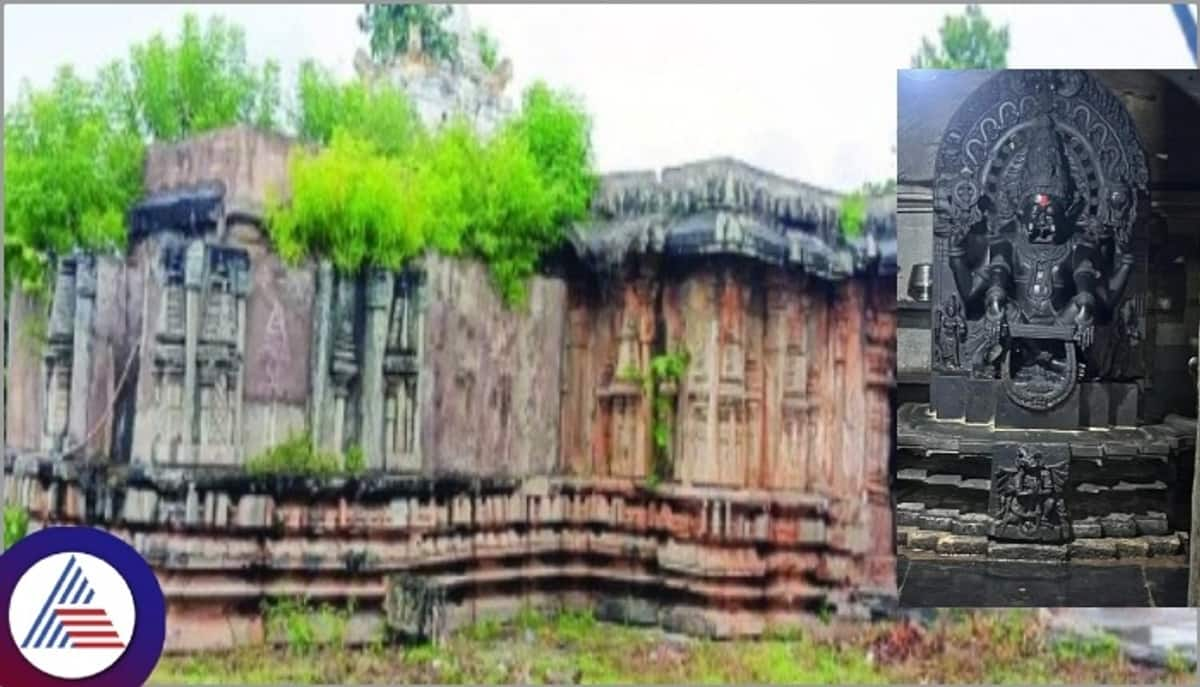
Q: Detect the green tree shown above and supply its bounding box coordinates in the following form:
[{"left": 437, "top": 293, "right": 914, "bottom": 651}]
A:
[
  {"left": 911, "top": 4, "right": 1010, "bottom": 69},
  {"left": 270, "top": 71, "right": 596, "bottom": 306},
  {"left": 125, "top": 13, "right": 281, "bottom": 140},
  {"left": 4, "top": 67, "right": 145, "bottom": 294},
  {"left": 357, "top": 4, "right": 460, "bottom": 64}
]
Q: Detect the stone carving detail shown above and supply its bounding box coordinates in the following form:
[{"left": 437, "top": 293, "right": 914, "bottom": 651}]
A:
[
  {"left": 598, "top": 274, "right": 654, "bottom": 480},
  {"left": 148, "top": 245, "right": 188, "bottom": 463},
  {"left": 931, "top": 70, "right": 1149, "bottom": 418},
  {"left": 989, "top": 444, "right": 1071, "bottom": 542},
  {"left": 197, "top": 246, "right": 250, "bottom": 464},
  {"left": 383, "top": 270, "right": 423, "bottom": 469},
  {"left": 933, "top": 294, "right": 967, "bottom": 370},
  {"left": 385, "top": 574, "right": 447, "bottom": 642},
  {"left": 146, "top": 241, "right": 249, "bottom": 465},
  {"left": 42, "top": 257, "right": 79, "bottom": 452},
  {"left": 328, "top": 272, "right": 360, "bottom": 454}
]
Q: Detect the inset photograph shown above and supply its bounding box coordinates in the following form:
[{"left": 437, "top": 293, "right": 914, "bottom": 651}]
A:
[{"left": 895, "top": 68, "right": 1200, "bottom": 606}]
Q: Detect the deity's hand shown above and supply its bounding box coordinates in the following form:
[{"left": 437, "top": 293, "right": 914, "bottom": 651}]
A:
[
  {"left": 1073, "top": 308, "right": 1095, "bottom": 351},
  {"left": 984, "top": 296, "right": 1006, "bottom": 346}
]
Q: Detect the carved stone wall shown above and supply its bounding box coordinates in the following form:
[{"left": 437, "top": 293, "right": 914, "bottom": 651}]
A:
[{"left": 4, "top": 129, "right": 898, "bottom": 645}]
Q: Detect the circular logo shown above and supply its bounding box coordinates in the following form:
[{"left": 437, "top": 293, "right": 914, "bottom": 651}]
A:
[{"left": 0, "top": 527, "right": 165, "bottom": 687}]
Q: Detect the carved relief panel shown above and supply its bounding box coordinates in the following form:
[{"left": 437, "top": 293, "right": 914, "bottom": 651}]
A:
[
  {"left": 143, "top": 240, "right": 249, "bottom": 465},
  {"left": 668, "top": 267, "right": 765, "bottom": 488},
  {"left": 42, "top": 257, "right": 81, "bottom": 452},
  {"left": 596, "top": 273, "right": 654, "bottom": 480},
  {"left": 383, "top": 270, "right": 423, "bottom": 471}
]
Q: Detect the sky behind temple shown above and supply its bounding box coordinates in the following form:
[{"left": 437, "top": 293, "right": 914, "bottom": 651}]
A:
[{"left": 4, "top": 4, "right": 1196, "bottom": 192}]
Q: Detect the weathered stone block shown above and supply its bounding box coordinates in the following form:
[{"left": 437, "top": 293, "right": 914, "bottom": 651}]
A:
[
  {"left": 895, "top": 502, "right": 925, "bottom": 527},
  {"left": 907, "top": 530, "right": 940, "bottom": 551},
  {"left": 988, "top": 542, "right": 1067, "bottom": 562},
  {"left": 953, "top": 513, "right": 991, "bottom": 536},
  {"left": 1113, "top": 538, "right": 1150, "bottom": 559},
  {"left": 1101, "top": 513, "right": 1138, "bottom": 538},
  {"left": 1134, "top": 512, "right": 1169, "bottom": 536},
  {"left": 1145, "top": 535, "right": 1181, "bottom": 556},
  {"left": 1071, "top": 518, "right": 1103, "bottom": 538},
  {"left": 936, "top": 534, "right": 987, "bottom": 555},
  {"left": 1069, "top": 539, "right": 1117, "bottom": 559}
]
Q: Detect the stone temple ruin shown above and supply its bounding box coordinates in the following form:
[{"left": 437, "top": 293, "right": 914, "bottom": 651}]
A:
[
  {"left": 895, "top": 70, "right": 1200, "bottom": 570},
  {"left": 3, "top": 126, "right": 897, "bottom": 648}
]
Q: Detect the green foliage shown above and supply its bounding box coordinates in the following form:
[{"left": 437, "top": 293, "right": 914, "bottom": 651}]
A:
[
  {"left": 343, "top": 444, "right": 366, "bottom": 475},
  {"left": 638, "top": 348, "right": 690, "bottom": 487},
  {"left": 4, "top": 67, "right": 145, "bottom": 295},
  {"left": 126, "top": 13, "right": 282, "bottom": 140},
  {"left": 838, "top": 191, "right": 868, "bottom": 239},
  {"left": 245, "top": 433, "right": 362, "bottom": 477},
  {"left": 1051, "top": 633, "right": 1121, "bottom": 663},
  {"left": 357, "top": 4, "right": 460, "bottom": 64},
  {"left": 271, "top": 76, "right": 596, "bottom": 306},
  {"left": 3, "top": 506, "right": 31, "bottom": 549},
  {"left": 262, "top": 597, "right": 354, "bottom": 654},
  {"left": 912, "top": 4, "right": 1010, "bottom": 69},
  {"left": 474, "top": 29, "right": 500, "bottom": 70}
]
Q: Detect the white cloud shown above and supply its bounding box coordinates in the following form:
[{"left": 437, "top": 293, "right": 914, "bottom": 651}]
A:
[{"left": 4, "top": 4, "right": 1194, "bottom": 191}]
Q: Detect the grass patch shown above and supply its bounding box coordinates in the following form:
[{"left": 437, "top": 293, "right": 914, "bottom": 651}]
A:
[
  {"left": 154, "top": 608, "right": 1195, "bottom": 685},
  {"left": 245, "top": 433, "right": 364, "bottom": 478},
  {"left": 3, "top": 505, "right": 30, "bottom": 549}
]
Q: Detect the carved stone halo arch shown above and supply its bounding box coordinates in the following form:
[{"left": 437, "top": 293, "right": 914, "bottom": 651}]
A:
[{"left": 933, "top": 70, "right": 1149, "bottom": 244}]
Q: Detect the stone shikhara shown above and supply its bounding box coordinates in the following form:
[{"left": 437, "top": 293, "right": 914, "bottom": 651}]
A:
[{"left": 2, "top": 126, "right": 897, "bottom": 649}]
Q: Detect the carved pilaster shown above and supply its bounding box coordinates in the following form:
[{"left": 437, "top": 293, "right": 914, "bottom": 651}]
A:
[
  {"left": 196, "top": 246, "right": 248, "bottom": 465},
  {"left": 328, "top": 272, "right": 360, "bottom": 455},
  {"left": 42, "top": 258, "right": 78, "bottom": 453},
  {"left": 66, "top": 254, "right": 97, "bottom": 456},
  {"left": 361, "top": 268, "right": 392, "bottom": 470},
  {"left": 383, "top": 270, "right": 422, "bottom": 471},
  {"left": 181, "top": 241, "right": 205, "bottom": 464},
  {"left": 310, "top": 261, "right": 334, "bottom": 450}
]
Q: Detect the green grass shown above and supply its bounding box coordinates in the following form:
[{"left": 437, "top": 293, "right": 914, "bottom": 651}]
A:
[
  {"left": 245, "top": 433, "right": 364, "bottom": 478},
  {"left": 3, "top": 505, "right": 30, "bottom": 549},
  {"left": 153, "top": 608, "right": 1193, "bottom": 685}
]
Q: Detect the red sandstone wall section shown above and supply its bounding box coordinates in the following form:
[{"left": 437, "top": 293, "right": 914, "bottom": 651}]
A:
[
  {"left": 143, "top": 125, "right": 295, "bottom": 215},
  {"left": 5, "top": 291, "right": 46, "bottom": 451},
  {"left": 419, "top": 254, "right": 567, "bottom": 477}
]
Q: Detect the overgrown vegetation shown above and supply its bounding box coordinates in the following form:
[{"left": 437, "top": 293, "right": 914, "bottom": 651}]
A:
[
  {"left": 3, "top": 506, "right": 31, "bottom": 550},
  {"left": 4, "top": 67, "right": 144, "bottom": 296},
  {"left": 838, "top": 191, "right": 868, "bottom": 239},
  {"left": 647, "top": 349, "right": 689, "bottom": 486},
  {"left": 122, "top": 13, "right": 282, "bottom": 140},
  {"left": 263, "top": 597, "right": 358, "bottom": 654},
  {"left": 269, "top": 75, "right": 596, "bottom": 305},
  {"left": 245, "top": 433, "right": 365, "bottom": 478},
  {"left": 3, "top": 12, "right": 281, "bottom": 295},
  {"left": 153, "top": 608, "right": 1192, "bottom": 685},
  {"left": 912, "top": 4, "right": 1010, "bottom": 69},
  {"left": 474, "top": 28, "right": 500, "bottom": 70},
  {"left": 357, "top": 4, "right": 461, "bottom": 64}
]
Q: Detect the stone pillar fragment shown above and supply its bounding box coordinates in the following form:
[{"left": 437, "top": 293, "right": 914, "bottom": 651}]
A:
[
  {"left": 181, "top": 240, "right": 206, "bottom": 465},
  {"left": 67, "top": 254, "right": 97, "bottom": 455},
  {"left": 361, "top": 269, "right": 392, "bottom": 470},
  {"left": 42, "top": 258, "right": 78, "bottom": 453}
]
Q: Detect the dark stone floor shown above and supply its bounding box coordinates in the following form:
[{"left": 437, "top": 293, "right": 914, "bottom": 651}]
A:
[{"left": 897, "top": 555, "right": 1189, "bottom": 607}]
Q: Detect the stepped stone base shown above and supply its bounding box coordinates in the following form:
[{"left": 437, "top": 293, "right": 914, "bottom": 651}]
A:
[{"left": 4, "top": 453, "right": 895, "bottom": 651}]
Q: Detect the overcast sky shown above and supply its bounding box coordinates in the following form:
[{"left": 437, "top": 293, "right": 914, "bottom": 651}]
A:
[{"left": 4, "top": 4, "right": 1196, "bottom": 192}]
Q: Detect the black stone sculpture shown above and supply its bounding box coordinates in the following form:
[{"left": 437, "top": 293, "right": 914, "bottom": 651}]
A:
[{"left": 928, "top": 70, "right": 1149, "bottom": 429}]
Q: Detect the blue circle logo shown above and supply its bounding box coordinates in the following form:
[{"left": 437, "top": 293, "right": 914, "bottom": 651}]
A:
[{"left": 0, "top": 527, "right": 165, "bottom": 687}]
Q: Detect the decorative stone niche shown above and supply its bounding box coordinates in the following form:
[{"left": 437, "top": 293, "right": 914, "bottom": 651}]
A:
[{"left": 141, "top": 240, "right": 250, "bottom": 466}]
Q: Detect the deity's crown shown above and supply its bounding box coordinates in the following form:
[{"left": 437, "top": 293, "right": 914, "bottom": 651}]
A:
[{"left": 1018, "top": 115, "right": 1074, "bottom": 207}]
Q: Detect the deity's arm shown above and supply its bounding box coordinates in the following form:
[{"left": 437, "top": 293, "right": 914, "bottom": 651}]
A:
[
  {"left": 949, "top": 239, "right": 1010, "bottom": 309},
  {"left": 1105, "top": 246, "right": 1136, "bottom": 311}
]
